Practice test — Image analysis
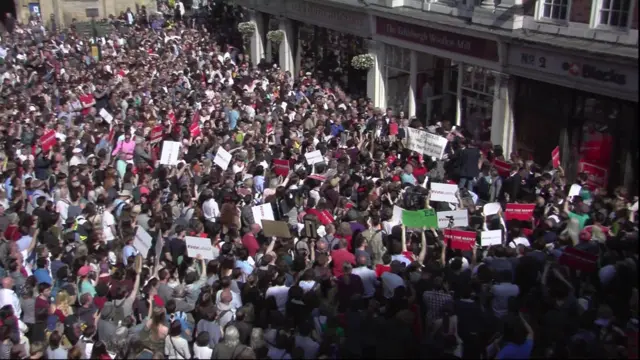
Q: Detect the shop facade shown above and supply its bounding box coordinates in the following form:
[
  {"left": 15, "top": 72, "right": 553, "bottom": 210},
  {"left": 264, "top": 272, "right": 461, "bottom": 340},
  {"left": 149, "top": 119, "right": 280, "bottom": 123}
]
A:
[
  {"left": 368, "top": 16, "right": 514, "bottom": 154},
  {"left": 507, "top": 44, "right": 638, "bottom": 191}
]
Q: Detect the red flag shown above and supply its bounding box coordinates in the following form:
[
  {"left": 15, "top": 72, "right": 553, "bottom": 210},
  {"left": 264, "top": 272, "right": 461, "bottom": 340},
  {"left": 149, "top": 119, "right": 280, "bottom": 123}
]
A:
[
  {"left": 444, "top": 229, "right": 476, "bottom": 251},
  {"left": 39, "top": 130, "right": 57, "bottom": 152},
  {"left": 551, "top": 146, "right": 560, "bottom": 168}
]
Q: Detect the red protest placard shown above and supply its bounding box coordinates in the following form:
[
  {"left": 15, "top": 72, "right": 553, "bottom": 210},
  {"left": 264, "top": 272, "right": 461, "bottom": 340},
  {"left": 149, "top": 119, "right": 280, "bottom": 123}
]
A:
[
  {"left": 579, "top": 161, "right": 608, "bottom": 190},
  {"left": 389, "top": 123, "right": 398, "bottom": 136},
  {"left": 444, "top": 229, "right": 476, "bottom": 251},
  {"left": 150, "top": 125, "right": 164, "bottom": 144},
  {"left": 266, "top": 123, "right": 274, "bottom": 136},
  {"left": 190, "top": 122, "right": 201, "bottom": 138},
  {"left": 273, "top": 159, "right": 290, "bottom": 177},
  {"left": 505, "top": 203, "right": 535, "bottom": 221},
  {"left": 39, "top": 130, "right": 57, "bottom": 152},
  {"left": 558, "top": 247, "right": 598, "bottom": 272},
  {"left": 493, "top": 159, "right": 510, "bottom": 177},
  {"left": 551, "top": 146, "right": 560, "bottom": 168},
  {"left": 308, "top": 174, "right": 326, "bottom": 182}
]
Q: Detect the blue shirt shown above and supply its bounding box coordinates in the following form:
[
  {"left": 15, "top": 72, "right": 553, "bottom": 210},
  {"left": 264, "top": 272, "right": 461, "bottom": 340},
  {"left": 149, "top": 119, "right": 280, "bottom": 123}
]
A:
[
  {"left": 4, "top": 178, "right": 12, "bottom": 201},
  {"left": 228, "top": 109, "right": 240, "bottom": 130},
  {"left": 400, "top": 173, "right": 417, "bottom": 186},
  {"left": 253, "top": 175, "right": 265, "bottom": 194},
  {"left": 122, "top": 245, "right": 138, "bottom": 265},
  {"left": 330, "top": 123, "right": 344, "bottom": 137},
  {"left": 496, "top": 338, "right": 533, "bottom": 359},
  {"left": 34, "top": 268, "right": 52, "bottom": 285}
]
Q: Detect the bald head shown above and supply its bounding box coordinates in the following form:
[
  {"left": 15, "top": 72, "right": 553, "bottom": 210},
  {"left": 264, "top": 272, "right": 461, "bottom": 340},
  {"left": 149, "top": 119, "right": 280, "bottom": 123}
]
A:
[
  {"left": 2, "top": 277, "right": 12, "bottom": 289},
  {"left": 251, "top": 224, "right": 261, "bottom": 234}
]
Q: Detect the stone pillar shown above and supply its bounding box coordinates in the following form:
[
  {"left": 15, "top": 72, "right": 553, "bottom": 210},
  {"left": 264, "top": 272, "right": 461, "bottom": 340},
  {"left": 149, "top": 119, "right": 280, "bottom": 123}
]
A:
[
  {"left": 366, "top": 40, "right": 386, "bottom": 110},
  {"left": 249, "top": 10, "right": 264, "bottom": 66},
  {"left": 455, "top": 63, "right": 463, "bottom": 126},
  {"left": 408, "top": 50, "right": 417, "bottom": 118},
  {"left": 278, "top": 18, "right": 295, "bottom": 74},
  {"left": 490, "top": 73, "right": 515, "bottom": 157}
]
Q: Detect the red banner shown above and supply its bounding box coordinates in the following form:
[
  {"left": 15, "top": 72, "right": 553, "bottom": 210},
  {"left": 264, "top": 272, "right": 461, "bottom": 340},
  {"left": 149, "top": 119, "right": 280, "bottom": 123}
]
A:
[
  {"left": 273, "top": 159, "right": 290, "bottom": 177},
  {"left": 551, "top": 146, "right": 560, "bottom": 168},
  {"left": 558, "top": 247, "right": 598, "bottom": 273},
  {"left": 39, "top": 130, "right": 57, "bottom": 152},
  {"left": 150, "top": 126, "right": 164, "bottom": 144},
  {"left": 190, "top": 122, "right": 201, "bottom": 138},
  {"left": 579, "top": 161, "right": 608, "bottom": 190},
  {"left": 505, "top": 203, "right": 535, "bottom": 221},
  {"left": 266, "top": 123, "right": 274, "bottom": 136},
  {"left": 492, "top": 159, "right": 510, "bottom": 177},
  {"left": 444, "top": 229, "right": 476, "bottom": 251}
]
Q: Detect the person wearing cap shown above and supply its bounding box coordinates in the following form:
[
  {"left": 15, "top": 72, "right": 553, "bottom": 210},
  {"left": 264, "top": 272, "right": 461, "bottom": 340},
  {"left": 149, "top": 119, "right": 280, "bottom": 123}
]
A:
[{"left": 77, "top": 265, "right": 96, "bottom": 298}]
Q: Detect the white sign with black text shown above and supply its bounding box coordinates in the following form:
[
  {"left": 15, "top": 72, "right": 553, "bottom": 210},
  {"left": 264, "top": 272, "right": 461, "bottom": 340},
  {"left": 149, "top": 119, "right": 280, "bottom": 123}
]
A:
[
  {"left": 430, "top": 183, "right": 459, "bottom": 203},
  {"left": 214, "top": 147, "right": 232, "bottom": 170},
  {"left": 406, "top": 128, "right": 448, "bottom": 159},
  {"left": 305, "top": 150, "right": 324, "bottom": 165},
  {"left": 160, "top": 141, "right": 181, "bottom": 166},
  {"left": 252, "top": 204, "right": 275, "bottom": 228},
  {"left": 481, "top": 230, "right": 503, "bottom": 247},
  {"left": 185, "top": 236, "right": 216, "bottom": 260}
]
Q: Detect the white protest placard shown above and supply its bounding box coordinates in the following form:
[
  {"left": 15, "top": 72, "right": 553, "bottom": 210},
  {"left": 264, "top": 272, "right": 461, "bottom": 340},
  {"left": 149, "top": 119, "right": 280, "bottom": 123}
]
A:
[
  {"left": 304, "top": 150, "right": 324, "bottom": 165},
  {"left": 437, "top": 210, "right": 469, "bottom": 229},
  {"left": 406, "top": 128, "right": 448, "bottom": 159},
  {"left": 134, "top": 226, "right": 152, "bottom": 258},
  {"left": 390, "top": 205, "right": 404, "bottom": 226},
  {"left": 185, "top": 236, "right": 216, "bottom": 260},
  {"left": 509, "top": 237, "right": 531, "bottom": 248},
  {"left": 159, "top": 141, "right": 181, "bottom": 165},
  {"left": 214, "top": 147, "right": 232, "bottom": 170},
  {"left": 99, "top": 108, "right": 113, "bottom": 124},
  {"left": 568, "top": 184, "right": 582, "bottom": 198},
  {"left": 481, "top": 230, "right": 503, "bottom": 247},
  {"left": 430, "top": 183, "right": 459, "bottom": 203},
  {"left": 252, "top": 204, "right": 275, "bottom": 228},
  {"left": 483, "top": 202, "right": 501, "bottom": 216}
]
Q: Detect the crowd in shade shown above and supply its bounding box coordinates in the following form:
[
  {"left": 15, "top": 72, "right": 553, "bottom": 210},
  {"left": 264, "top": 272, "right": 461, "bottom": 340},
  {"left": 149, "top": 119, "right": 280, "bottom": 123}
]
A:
[{"left": 0, "top": 1, "right": 636, "bottom": 359}]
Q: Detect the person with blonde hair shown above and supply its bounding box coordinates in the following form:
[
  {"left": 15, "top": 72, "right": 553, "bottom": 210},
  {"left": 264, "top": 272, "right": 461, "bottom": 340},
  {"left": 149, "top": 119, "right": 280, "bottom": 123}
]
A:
[{"left": 53, "top": 290, "right": 74, "bottom": 322}]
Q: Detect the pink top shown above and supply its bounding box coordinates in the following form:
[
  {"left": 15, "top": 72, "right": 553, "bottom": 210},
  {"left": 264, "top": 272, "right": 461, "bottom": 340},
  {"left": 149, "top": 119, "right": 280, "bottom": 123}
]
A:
[{"left": 112, "top": 140, "right": 135, "bottom": 160}]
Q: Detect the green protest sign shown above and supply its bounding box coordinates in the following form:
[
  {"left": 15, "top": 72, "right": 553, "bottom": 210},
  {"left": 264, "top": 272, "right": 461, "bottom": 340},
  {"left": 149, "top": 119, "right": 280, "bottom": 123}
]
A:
[{"left": 402, "top": 209, "right": 438, "bottom": 228}]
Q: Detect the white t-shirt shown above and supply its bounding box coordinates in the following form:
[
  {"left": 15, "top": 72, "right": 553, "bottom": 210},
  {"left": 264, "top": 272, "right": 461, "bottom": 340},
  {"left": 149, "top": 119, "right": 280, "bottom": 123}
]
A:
[
  {"left": 193, "top": 345, "right": 212, "bottom": 359},
  {"left": 265, "top": 285, "right": 290, "bottom": 313},
  {"left": 102, "top": 211, "right": 116, "bottom": 242}
]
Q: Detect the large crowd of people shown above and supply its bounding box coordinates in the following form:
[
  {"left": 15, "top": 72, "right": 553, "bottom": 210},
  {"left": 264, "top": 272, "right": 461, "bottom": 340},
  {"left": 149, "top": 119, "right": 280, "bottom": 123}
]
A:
[{"left": 0, "top": 1, "right": 636, "bottom": 359}]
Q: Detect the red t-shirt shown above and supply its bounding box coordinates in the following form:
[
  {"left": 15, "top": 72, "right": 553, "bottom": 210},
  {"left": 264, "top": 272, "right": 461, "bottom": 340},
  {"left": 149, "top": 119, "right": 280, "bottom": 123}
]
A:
[
  {"left": 79, "top": 94, "right": 94, "bottom": 115},
  {"left": 4, "top": 225, "right": 20, "bottom": 242},
  {"left": 331, "top": 248, "right": 355, "bottom": 278},
  {"left": 242, "top": 233, "right": 260, "bottom": 257},
  {"left": 375, "top": 264, "right": 391, "bottom": 278},
  {"left": 93, "top": 296, "right": 107, "bottom": 311}
]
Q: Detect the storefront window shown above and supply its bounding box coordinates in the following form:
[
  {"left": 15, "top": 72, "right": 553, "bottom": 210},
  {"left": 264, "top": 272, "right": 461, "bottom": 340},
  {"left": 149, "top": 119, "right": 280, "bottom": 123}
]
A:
[
  {"left": 457, "top": 65, "right": 495, "bottom": 142},
  {"left": 384, "top": 44, "right": 411, "bottom": 113}
]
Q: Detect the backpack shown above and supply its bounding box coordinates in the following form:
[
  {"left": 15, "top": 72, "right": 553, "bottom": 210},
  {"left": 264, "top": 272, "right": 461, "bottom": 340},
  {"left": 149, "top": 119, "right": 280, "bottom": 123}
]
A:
[{"left": 175, "top": 205, "right": 194, "bottom": 228}]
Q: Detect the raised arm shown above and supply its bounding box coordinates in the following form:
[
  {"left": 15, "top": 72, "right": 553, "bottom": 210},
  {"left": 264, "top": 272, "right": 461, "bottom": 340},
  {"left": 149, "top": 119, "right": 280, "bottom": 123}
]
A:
[
  {"left": 401, "top": 224, "right": 408, "bottom": 253},
  {"left": 417, "top": 227, "right": 428, "bottom": 265}
]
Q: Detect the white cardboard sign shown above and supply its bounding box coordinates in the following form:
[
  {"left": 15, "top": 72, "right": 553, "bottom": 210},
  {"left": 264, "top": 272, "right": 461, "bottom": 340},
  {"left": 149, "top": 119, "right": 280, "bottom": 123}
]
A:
[
  {"left": 430, "top": 183, "right": 459, "bottom": 203},
  {"left": 390, "top": 205, "right": 404, "bottom": 226},
  {"left": 134, "top": 226, "right": 152, "bottom": 258},
  {"left": 252, "top": 204, "right": 275, "bottom": 228},
  {"left": 406, "top": 128, "right": 448, "bottom": 159},
  {"left": 481, "top": 230, "right": 502, "bottom": 247},
  {"left": 99, "top": 108, "right": 113, "bottom": 124},
  {"left": 483, "top": 202, "right": 501, "bottom": 216},
  {"left": 159, "top": 141, "right": 181, "bottom": 165},
  {"left": 185, "top": 236, "right": 216, "bottom": 260},
  {"left": 437, "top": 210, "right": 469, "bottom": 229},
  {"left": 304, "top": 150, "right": 324, "bottom": 165},
  {"left": 568, "top": 184, "right": 582, "bottom": 198},
  {"left": 214, "top": 147, "right": 232, "bottom": 171}
]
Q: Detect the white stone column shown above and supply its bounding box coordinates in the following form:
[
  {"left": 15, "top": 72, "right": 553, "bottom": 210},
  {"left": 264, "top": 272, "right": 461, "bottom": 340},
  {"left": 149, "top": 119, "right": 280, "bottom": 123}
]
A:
[
  {"left": 295, "top": 37, "right": 302, "bottom": 77},
  {"left": 366, "top": 40, "right": 386, "bottom": 110},
  {"left": 455, "top": 63, "right": 463, "bottom": 126},
  {"left": 490, "top": 73, "right": 515, "bottom": 157},
  {"left": 408, "top": 50, "right": 417, "bottom": 118},
  {"left": 249, "top": 11, "right": 265, "bottom": 66},
  {"left": 279, "top": 18, "right": 295, "bottom": 74}
]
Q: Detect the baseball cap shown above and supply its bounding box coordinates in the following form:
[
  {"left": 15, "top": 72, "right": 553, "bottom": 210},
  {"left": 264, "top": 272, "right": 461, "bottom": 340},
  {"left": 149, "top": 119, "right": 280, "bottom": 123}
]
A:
[{"left": 77, "top": 265, "right": 92, "bottom": 277}]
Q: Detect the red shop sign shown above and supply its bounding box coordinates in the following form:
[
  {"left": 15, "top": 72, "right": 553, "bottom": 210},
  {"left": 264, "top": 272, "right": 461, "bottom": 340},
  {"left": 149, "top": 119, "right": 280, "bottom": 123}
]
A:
[
  {"left": 579, "top": 161, "right": 608, "bottom": 190},
  {"left": 505, "top": 203, "right": 535, "bottom": 221},
  {"left": 375, "top": 17, "right": 499, "bottom": 61},
  {"left": 444, "top": 229, "right": 477, "bottom": 251}
]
